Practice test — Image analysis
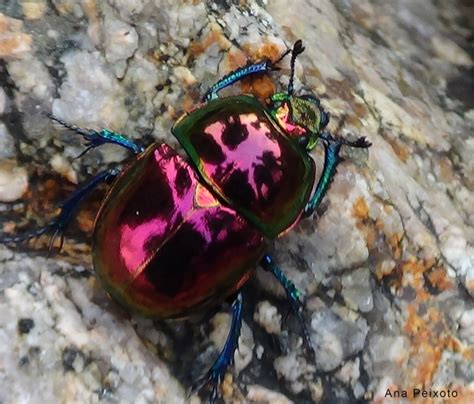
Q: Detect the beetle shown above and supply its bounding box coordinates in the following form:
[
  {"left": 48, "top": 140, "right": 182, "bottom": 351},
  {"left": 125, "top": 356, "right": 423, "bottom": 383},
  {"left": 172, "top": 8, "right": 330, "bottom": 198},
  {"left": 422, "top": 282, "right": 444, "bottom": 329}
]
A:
[{"left": 0, "top": 40, "right": 370, "bottom": 401}]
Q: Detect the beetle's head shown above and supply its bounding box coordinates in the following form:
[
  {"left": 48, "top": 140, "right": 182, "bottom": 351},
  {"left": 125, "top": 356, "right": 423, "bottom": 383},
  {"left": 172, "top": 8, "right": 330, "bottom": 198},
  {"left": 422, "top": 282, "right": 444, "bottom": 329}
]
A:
[
  {"left": 270, "top": 91, "right": 330, "bottom": 151},
  {"left": 267, "top": 40, "right": 330, "bottom": 151}
]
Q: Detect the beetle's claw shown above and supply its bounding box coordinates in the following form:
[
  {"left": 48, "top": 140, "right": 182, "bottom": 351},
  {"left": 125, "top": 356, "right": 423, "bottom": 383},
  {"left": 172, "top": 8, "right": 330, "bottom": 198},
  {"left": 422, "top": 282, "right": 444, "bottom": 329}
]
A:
[
  {"left": 290, "top": 297, "right": 315, "bottom": 359},
  {"left": 297, "top": 305, "right": 316, "bottom": 359},
  {"left": 190, "top": 370, "right": 223, "bottom": 403},
  {"left": 47, "top": 227, "right": 65, "bottom": 256},
  {"left": 353, "top": 136, "right": 372, "bottom": 148},
  {"left": 320, "top": 132, "right": 372, "bottom": 149},
  {"left": 342, "top": 135, "right": 372, "bottom": 149},
  {"left": 0, "top": 218, "right": 66, "bottom": 255},
  {"left": 0, "top": 225, "right": 51, "bottom": 245}
]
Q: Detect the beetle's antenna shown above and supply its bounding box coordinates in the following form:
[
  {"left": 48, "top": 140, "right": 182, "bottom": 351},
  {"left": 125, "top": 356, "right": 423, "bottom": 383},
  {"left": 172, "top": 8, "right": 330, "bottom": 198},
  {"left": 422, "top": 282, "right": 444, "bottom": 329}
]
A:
[
  {"left": 46, "top": 112, "right": 91, "bottom": 138},
  {"left": 288, "top": 40, "right": 305, "bottom": 96}
]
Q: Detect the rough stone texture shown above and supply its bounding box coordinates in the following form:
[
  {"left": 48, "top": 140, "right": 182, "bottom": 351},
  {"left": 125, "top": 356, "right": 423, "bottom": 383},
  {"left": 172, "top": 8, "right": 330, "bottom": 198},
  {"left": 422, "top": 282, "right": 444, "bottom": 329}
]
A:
[{"left": 0, "top": 0, "right": 473, "bottom": 403}]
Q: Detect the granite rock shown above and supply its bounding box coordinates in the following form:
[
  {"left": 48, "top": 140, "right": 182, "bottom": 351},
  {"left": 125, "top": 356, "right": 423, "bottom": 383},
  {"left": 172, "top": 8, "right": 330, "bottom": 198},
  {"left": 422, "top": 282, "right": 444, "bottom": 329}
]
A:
[{"left": 0, "top": 0, "right": 473, "bottom": 403}]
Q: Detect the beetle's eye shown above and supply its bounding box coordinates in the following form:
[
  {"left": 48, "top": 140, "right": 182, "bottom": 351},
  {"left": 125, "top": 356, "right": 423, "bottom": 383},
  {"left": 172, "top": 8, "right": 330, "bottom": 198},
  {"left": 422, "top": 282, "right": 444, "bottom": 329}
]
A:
[{"left": 298, "top": 136, "right": 309, "bottom": 147}]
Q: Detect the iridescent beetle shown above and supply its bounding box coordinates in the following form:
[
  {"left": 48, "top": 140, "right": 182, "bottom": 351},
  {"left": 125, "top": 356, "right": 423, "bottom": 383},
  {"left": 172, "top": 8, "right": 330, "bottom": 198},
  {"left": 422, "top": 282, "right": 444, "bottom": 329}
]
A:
[{"left": 0, "top": 41, "right": 370, "bottom": 401}]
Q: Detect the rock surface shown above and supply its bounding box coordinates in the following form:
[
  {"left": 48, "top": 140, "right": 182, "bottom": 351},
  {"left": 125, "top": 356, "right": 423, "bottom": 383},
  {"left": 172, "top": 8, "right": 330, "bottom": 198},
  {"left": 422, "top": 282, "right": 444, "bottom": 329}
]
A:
[{"left": 0, "top": 0, "right": 473, "bottom": 403}]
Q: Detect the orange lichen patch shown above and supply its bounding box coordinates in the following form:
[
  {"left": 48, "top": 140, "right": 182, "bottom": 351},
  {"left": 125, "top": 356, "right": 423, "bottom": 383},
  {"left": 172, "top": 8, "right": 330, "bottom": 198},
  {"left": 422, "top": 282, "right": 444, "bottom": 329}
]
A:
[
  {"left": 82, "top": 0, "right": 99, "bottom": 24},
  {"left": 181, "top": 94, "right": 195, "bottom": 113},
  {"left": 255, "top": 42, "right": 283, "bottom": 62},
  {"left": 425, "top": 266, "right": 454, "bottom": 292},
  {"left": 24, "top": 177, "right": 63, "bottom": 214},
  {"left": 352, "top": 197, "right": 369, "bottom": 220},
  {"left": 462, "top": 345, "right": 474, "bottom": 362},
  {"left": 446, "top": 336, "right": 463, "bottom": 353},
  {"left": 397, "top": 257, "right": 463, "bottom": 394},
  {"left": 466, "top": 279, "right": 474, "bottom": 295},
  {"left": 374, "top": 218, "right": 385, "bottom": 231},
  {"left": 352, "top": 198, "right": 406, "bottom": 260},
  {"left": 403, "top": 304, "right": 448, "bottom": 387},
  {"left": 388, "top": 232, "right": 403, "bottom": 259},
  {"left": 400, "top": 259, "right": 430, "bottom": 293},
  {"left": 188, "top": 28, "right": 230, "bottom": 58},
  {"left": 352, "top": 197, "right": 380, "bottom": 248},
  {"left": 241, "top": 75, "right": 276, "bottom": 100},
  {"left": 181, "top": 89, "right": 203, "bottom": 112},
  {"left": 363, "top": 224, "right": 378, "bottom": 249},
  {"left": 0, "top": 14, "right": 32, "bottom": 59},
  {"left": 237, "top": 41, "right": 284, "bottom": 100}
]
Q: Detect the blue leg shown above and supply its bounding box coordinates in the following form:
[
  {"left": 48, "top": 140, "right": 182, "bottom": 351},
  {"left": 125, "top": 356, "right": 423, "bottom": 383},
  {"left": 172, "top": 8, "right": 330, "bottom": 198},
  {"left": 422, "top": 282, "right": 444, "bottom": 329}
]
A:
[
  {"left": 0, "top": 168, "right": 119, "bottom": 253},
  {"left": 261, "top": 254, "right": 314, "bottom": 356},
  {"left": 202, "top": 42, "right": 301, "bottom": 102},
  {"left": 304, "top": 132, "right": 371, "bottom": 216},
  {"left": 48, "top": 114, "right": 145, "bottom": 156},
  {"left": 203, "top": 60, "right": 276, "bottom": 102},
  {"left": 192, "top": 292, "right": 243, "bottom": 403}
]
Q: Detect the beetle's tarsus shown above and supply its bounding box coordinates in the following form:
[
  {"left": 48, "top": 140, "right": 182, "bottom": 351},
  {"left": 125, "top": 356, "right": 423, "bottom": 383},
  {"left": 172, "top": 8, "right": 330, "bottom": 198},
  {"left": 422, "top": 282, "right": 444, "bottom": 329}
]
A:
[
  {"left": 0, "top": 218, "right": 66, "bottom": 254},
  {"left": 0, "top": 225, "right": 51, "bottom": 245},
  {"left": 261, "top": 255, "right": 315, "bottom": 357},
  {"left": 0, "top": 168, "right": 118, "bottom": 254},
  {"left": 295, "top": 302, "right": 316, "bottom": 358},
  {"left": 320, "top": 131, "right": 372, "bottom": 149},
  {"left": 191, "top": 292, "right": 243, "bottom": 403},
  {"left": 190, "top": 369, "right": 223, "bottom": 404},
  {"left": 47, "top": 113, "right": 144, "bottom": 155}
]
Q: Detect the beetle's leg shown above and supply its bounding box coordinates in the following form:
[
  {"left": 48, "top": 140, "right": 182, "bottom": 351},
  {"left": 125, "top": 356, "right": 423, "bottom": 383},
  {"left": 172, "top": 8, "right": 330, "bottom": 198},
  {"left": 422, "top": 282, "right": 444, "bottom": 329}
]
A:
[
  {"left": 202, "top": 60, "right": 276, "bottom": 102},
  {"left": 48, "top": 114, "right": 145, "bottom": 156},
  {"left": 0, "top": 168, "right": 119, "bottom": 253},
  {"left": 202, "top": 40, "right": 305, "bottom": 102},
  {"left": 261, "top": 254, "right": 314, "bottom": 356},
  {"left": 191, "top": 292, "right": 243, "bottom": 403},
  {"left": 303, "top": 132, "right": 371, "bottom": 216}
]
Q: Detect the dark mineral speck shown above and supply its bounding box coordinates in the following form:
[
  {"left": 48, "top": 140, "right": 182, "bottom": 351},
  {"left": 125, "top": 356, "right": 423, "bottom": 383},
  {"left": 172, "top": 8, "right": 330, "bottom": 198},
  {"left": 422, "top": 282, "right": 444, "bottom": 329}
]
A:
[
  {"left": 17, "top": 318, "right": 35, "bottom": 334},
  {"left": 62, "top": 347, "right": 80, "bottom": 371}
]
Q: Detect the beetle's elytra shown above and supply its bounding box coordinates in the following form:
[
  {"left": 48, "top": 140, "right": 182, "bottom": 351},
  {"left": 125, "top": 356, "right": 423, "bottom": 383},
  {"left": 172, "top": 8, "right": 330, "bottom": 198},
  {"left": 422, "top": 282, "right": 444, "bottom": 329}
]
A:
[
  {"left": 0, "top": 40, "right": 371, "bottom": 401},
  {"left": 94, "top": 142, "right": 264, "bottom": 319}
]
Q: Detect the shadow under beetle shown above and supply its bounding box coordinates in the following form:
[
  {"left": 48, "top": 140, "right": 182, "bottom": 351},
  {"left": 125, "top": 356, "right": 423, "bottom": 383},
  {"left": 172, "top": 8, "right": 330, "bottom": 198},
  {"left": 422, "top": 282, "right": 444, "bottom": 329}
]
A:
[{"left": 0, "top": 40, "right": 371, "bottom": 401}]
